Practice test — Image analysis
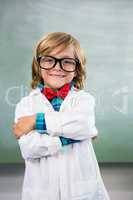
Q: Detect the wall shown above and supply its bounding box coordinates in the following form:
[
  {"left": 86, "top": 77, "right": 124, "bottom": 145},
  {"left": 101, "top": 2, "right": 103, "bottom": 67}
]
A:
[{"left": 0, "top": 0, "right": 133, "bottom": 163}]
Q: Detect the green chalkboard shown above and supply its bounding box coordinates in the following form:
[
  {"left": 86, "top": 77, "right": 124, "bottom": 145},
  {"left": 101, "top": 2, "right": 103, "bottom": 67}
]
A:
[{"left": 0, "top": 0, "right": 133, "bottom": 163}]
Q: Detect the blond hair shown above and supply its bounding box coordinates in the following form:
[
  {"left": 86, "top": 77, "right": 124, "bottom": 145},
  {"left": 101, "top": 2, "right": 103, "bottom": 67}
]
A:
[{"left": 31, "top": 32, "right": 87, "bottom": 89}]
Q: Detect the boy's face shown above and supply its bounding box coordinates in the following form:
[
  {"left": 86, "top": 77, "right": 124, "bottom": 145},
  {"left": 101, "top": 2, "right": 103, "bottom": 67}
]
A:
[{"left": 40, "top": 45, "right": 77, "bottom": 89}]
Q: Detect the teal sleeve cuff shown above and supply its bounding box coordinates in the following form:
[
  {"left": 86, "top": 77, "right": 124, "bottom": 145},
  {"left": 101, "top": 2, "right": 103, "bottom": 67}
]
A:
[
  {"left": 35, "top": 113, "right": 47, "bottom": 134},
  {"left": 59, "top": 136, "right": 80, "bottom": 146}
]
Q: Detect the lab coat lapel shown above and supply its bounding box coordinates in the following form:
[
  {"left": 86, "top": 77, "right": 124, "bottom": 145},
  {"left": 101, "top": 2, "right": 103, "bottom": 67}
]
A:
[{"left": 29, "top": 88, "right": 53, "bottom": 113}]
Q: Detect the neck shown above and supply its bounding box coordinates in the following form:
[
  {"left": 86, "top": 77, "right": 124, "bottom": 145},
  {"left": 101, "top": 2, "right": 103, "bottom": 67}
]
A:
[{"left": 44, "top": 82, "right": 66, "bottom": 91}]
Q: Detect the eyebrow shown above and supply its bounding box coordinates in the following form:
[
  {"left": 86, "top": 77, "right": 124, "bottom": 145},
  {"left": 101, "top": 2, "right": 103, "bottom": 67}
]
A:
[{"left": 48, "top": 55, "right": 75, "bottom": 59}]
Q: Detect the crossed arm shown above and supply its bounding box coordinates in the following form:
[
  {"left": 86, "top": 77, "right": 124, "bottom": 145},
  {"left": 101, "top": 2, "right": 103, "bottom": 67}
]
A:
[
  {"left": 13, "top": 115, "right": 36, "bottom": 139},
  {"left": 13, "top": 94, "right": 98, "bottom": 159}
]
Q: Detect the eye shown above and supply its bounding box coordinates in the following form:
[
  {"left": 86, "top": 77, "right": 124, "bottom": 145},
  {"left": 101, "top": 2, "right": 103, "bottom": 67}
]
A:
[
  {"left": 63, "top": 59, "right": 76, "bottom": 65},
  {"left": 43, "top": 56, "right": 54, "bottom": 63}
]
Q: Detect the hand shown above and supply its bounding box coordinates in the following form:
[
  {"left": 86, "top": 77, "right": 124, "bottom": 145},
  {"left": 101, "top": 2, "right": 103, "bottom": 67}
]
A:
[{"left": 13, "top": 115, "right": 36, "bottom": 139}]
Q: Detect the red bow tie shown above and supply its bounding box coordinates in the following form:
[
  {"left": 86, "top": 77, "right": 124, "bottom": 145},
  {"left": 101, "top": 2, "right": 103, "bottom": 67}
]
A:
[{"left": 42, "top": 83, "right": 70, "bottom": 100}]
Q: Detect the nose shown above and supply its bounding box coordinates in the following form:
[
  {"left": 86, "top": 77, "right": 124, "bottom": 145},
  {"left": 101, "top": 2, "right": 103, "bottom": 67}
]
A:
[{"left": 54, "top": 61, "right": 62, "bottom": 70}]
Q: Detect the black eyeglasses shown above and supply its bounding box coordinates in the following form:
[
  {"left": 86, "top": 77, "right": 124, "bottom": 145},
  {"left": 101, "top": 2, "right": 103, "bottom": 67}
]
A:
[{"left": 37, "top": 55, "right": 80, "bottom": 72}]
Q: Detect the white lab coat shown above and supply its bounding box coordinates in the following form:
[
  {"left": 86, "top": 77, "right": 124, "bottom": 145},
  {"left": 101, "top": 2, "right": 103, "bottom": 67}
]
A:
[{"left": 14, "top": 88, "right": 110, "bottom": 200}]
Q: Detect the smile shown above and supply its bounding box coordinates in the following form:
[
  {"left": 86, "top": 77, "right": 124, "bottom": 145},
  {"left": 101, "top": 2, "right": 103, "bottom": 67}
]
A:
[{"left": 49, "top": 74, "right": 66, "bottom": 77}]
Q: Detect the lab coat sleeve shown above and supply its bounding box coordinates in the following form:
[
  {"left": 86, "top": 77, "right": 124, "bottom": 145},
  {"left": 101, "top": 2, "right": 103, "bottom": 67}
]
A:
[
  {"left": 14, "top": 97, "right": 62, "bottom": 160},
  {"left": 45, "top": 92, "right": 98, "bottom": 140}
]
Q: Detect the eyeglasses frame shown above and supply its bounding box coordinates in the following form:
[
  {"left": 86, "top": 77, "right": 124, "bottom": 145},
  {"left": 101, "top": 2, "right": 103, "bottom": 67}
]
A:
[{"left": 36, "top": 55, "right": 80, "bottom": 72}]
